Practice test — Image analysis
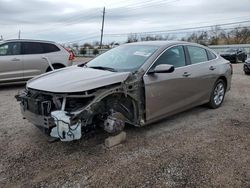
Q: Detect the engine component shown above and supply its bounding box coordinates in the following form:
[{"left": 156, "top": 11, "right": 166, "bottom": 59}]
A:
[
  {"left": 104, "top": 112, "right": 125, "bottom": 134},
  {"left": 50, "top": 111, "right": 81, "bottom": 141}
]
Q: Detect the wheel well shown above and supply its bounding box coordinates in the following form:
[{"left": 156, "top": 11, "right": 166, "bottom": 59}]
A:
[
  {"left": 46, "top": 63, "right": 65, "bottom": 72},
  {"left": 99, "top": 93, "right": 138, "bottom": 123},
  {"left": 218, "top": 76, "right": 227, "bottom": 90}
]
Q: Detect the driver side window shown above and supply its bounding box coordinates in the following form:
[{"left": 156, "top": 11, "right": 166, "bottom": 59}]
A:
[{"left": 152, "top": 45, "right": 186, "bottom": 69}]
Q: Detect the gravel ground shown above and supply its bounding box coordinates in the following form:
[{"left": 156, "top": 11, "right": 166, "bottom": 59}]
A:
[{"left": 0, "top": 63, "right": 249, "bottom": 188}]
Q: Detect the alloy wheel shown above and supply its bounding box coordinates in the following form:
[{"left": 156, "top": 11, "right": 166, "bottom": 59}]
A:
[{"left": 213, "top": 82, "right": 225, "bottom": 106}]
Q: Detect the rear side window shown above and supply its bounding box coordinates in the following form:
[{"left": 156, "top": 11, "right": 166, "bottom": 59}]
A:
[
  {"left": 187, "top": 46, "right": 208, "bottom": 64},
  {"left": 22, "top": 42, "right": 43, "bottom": 54},
  {"left": 41, "top": 43, "right": 60, "bottom": 53},
  {"left": 0, "top": 42, "right": 21, "bottom": 56},
  {"left": 207, "top": 50, "right": 217, "bottom": 60}
]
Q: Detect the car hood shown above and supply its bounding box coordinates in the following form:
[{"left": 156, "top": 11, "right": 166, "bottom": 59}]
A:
[{"left": 27, "top": 66, "right": 131, "bottom": 93}]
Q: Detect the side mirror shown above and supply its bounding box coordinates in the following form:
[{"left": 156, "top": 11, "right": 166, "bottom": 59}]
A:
[{"left": 148, "top": 64, "right": 175, "bottom": 74}]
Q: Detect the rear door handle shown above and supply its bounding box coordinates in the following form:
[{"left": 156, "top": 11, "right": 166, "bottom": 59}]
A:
[
  {"left": 183, "top": 72, "right": 191, "bottom": 77},
  {"left": 11, "top": 58, "right": 20, "bottom": 61},
  {"left": 209, "top": 66, "right": 216, "bottom": 71}
]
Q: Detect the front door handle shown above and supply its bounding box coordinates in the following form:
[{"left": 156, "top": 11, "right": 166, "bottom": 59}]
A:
[
  {"left": 183, "top": 72, "right": 191, "bottom": 77},
  {"left": 11, "top": 58, "right": 20, "bottom": 61},
  {"left": 209, "top": 66, "right": 216, "bottom": 71}
]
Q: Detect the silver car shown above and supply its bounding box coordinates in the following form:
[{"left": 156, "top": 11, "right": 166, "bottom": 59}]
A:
[
  {"left": 16, "top": 41, "right": 232, "bottom": 142},
  {"left": 0, "top": 39, "right": 74, "bottom": 85}
]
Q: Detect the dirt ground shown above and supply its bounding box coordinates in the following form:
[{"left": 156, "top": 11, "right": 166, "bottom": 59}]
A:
[{"left": 0, "top": 63, "right": 249, "bottom": 188}]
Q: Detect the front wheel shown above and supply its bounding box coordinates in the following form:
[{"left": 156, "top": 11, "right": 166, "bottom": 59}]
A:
[{"left": 208, "top": 79, "right": 226, "bottom": 109}]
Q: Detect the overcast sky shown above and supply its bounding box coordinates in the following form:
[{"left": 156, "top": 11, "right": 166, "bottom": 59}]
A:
[{"left": 0, "top": 0, "right": 250, "bottom": 44}]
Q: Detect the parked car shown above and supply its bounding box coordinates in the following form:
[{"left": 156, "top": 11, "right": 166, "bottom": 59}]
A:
[
  {"left": 220, "top": 48, "right": 247, "bottom": 63},
  {"left": 0, "top": 39, "right": 74, "bottom": 85},
  {"left": 16, "top": 41, "right": 232, "bottom": 142},
  {"left": 243, "top": 58, "right": 250, "bottom": 75}
]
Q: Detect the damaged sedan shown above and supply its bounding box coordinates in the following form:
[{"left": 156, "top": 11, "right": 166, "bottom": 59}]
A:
[{"left": 16, "top": 41, "right": 232, "bottom": 141}]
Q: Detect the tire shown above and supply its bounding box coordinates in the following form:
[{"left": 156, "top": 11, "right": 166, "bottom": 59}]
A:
[
  {"left": 245, "top": 71, "right": 250, "bottom": 75},
  {"left": 235, "top": 57, "right": 238, "bottom": 63},
  {"left": 46, "top": 64, "right": 65, "bottom": 72},
  {"left": 208, "top": 79, "right": 226, "bottom": 109},
  {"left": 242, "top": 57, "right": 246, "bottom": 63}
]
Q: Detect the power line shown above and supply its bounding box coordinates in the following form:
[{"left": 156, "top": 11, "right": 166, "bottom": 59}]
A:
[
  {"left": 105, "top": 20, "right": 250, "bottom": 37},
  {"left": 62, "top": 34, "right": 100, "bottom": 44}
]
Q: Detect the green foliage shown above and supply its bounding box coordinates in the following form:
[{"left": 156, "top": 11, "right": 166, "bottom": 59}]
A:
[
  {"left": 80, "top": 48, "right": 86, "bottom": 55},
  {"left": 93, "top": 48, "right": 99, "bottom": 55}
]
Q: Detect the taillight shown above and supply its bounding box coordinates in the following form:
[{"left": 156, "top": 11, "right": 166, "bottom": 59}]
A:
[
  {"left": 68, "top": 51, "right": 74, "bottom": 61},
  {"left": 62, "top": 46, "right": 75, "bottom": 61}
]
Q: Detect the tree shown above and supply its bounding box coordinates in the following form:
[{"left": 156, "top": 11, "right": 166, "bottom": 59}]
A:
[
  {"left": 127, "top": 33, "right": 139, "bottom": 43},
  {"left": 187, "top": 31, "right": 208, "bottom": 45},
  {"left": 209, "top": 25, "right": 221, "bottom": 45},
  {"left": 231, "top": 27, "right": 250, "bottom": 44},
  {"left": 93, "top": 48, "right": 99, "bottom": 56},
  {"left": 80, "top": 48, "right": 86, "bottom": 55},
  {"left": 83, "top": 43, "right": 93, "bottom": 49}
]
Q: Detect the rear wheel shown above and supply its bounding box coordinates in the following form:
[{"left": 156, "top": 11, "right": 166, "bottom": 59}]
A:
[
  {"left": 208, "top": 79, "right": 226, "bottom": 109},
  {"left": 235, "top": 57, "right": 239, "bottom": 63}
]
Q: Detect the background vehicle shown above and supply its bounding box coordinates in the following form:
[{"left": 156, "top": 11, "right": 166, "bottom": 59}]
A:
[
  {"left": 243, "top": 58, "right": 250, "bottom": 75},
  {"left": 220, "top": 48, "right": 247, "bottom": 63},
  {"left": 0, "top": 39, "right": 74, "bottom": 85},
  {"left": 16, "top": 41, "right": 232, "bottom": 142}
]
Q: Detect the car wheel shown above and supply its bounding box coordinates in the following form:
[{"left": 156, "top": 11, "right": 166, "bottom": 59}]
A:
[
  {"left": 235, "top": 57, "right": 238, "bottom": 63},
  {"left": 208, "top": 79, "right": 226, "bottom": 109},
  {"left": 242, "top": 58, "right": 246, "bottom": 63},
  {"left": 46, "top": 64, "right": 65, "bottom": 72}
]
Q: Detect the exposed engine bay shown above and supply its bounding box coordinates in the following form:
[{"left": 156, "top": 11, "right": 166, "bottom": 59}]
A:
[{"left": 16, "top": 75, "right": 145, "bottom": 141}]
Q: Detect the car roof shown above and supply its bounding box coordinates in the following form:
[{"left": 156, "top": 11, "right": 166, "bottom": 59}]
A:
[
  {"left": 1, "top": 39, "right": 57, "bottom": 44},
  {"left": 123, "top": 40, "right": 203, "bottom": 48}
]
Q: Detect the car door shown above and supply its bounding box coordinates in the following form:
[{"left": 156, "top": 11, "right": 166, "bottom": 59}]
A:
[
  {"left": 0, "top": 42, "right": 23, "bottom": 82},
  {"left": 184, "top": 45, "right": 218, "bottom": 104},
  {"left": 143, "top": 45, "right": 198, "bottom": 122},
  {"left": 21, "top": 42, "right": 46, "bottom": 79}
]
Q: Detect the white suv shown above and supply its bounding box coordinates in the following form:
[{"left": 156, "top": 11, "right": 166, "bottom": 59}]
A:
[{"left": 0, "top": 39, "right": 74, "bottom": 85}]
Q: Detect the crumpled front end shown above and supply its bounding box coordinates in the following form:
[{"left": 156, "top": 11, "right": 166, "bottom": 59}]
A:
[
  {"left": 16, "top": 88, "right": 96, "bottom": 141},
  {"left": 16, "top": 79, "right": 143, "bottom": 141}
]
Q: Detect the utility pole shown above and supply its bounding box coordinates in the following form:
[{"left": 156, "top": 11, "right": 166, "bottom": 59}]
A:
[
  {"left": 18, "top": 30, "right": 21, "bottom": 39},
  {"left": 100, "top": 7, "right": 105, "bottom": 49},
  {"left": 0, "top": 35, "right": 3, "bottom": 41}
]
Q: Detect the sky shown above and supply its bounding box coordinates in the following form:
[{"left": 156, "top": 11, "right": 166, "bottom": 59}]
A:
[{"left": 0, "top": 0, "right": 250, "bottom": 45}]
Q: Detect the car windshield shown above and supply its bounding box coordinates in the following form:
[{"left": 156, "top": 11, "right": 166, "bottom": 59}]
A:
[{"left": 86, "top": 45, "right": 159, "bottom": 72}]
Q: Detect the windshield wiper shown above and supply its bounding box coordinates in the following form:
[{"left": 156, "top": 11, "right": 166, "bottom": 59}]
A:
[
  {"left": 78, "top": 63, "right": 88, "bottom": 67},
  {"left": 89, "top": 66, "right": 117, "bottom": 72}
]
